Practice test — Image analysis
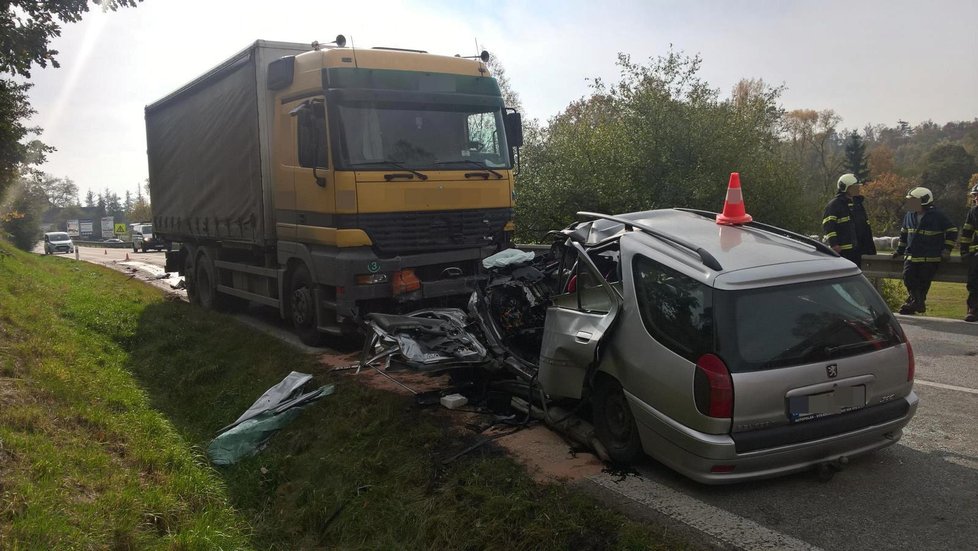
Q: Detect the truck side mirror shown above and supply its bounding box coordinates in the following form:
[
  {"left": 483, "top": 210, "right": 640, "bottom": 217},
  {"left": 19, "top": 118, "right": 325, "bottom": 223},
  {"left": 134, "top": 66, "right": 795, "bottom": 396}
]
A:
[{"left": 504, "top": 111, "right": 523, "bottom": 148}]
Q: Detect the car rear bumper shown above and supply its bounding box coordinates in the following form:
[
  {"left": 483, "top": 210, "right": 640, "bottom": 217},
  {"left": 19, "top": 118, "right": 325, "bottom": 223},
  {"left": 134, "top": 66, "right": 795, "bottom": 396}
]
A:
[{"left": 627, "top": 389, "right": 919, "bottom": 484}]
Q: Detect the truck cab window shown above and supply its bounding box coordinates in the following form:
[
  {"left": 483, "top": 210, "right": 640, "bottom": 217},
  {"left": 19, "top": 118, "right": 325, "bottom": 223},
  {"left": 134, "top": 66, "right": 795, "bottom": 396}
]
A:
[{"left": 297, "top": 101, "right": 327, "bottom": 168}]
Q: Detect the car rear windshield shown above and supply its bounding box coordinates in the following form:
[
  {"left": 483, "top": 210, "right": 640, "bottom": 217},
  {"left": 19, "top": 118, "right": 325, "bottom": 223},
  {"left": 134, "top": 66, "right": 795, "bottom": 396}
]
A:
[{"left": 716, "top": 276, "right": 903, "bottom": 372}]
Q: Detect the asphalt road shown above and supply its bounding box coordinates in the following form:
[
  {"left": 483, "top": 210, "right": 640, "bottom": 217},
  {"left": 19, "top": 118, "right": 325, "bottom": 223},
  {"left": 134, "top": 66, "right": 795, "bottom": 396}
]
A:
[{"left": 37, "top": 245, "right": 978, "bottom": 550}]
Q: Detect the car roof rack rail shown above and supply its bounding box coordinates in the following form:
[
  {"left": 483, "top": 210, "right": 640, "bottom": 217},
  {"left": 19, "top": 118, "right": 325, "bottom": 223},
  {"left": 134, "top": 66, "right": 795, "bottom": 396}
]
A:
[
  {"left": 577, "top": 211, "right": 723, "bottom": 271},
  {"left": 674, "top": 208, "right": 839, "bottom": 257}
]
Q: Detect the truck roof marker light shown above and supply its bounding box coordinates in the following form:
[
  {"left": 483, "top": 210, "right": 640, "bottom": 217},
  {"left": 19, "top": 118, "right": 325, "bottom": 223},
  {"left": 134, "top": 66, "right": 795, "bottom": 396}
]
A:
[{"left": 716, "top": 172, "right": 753, "bottom": 226}]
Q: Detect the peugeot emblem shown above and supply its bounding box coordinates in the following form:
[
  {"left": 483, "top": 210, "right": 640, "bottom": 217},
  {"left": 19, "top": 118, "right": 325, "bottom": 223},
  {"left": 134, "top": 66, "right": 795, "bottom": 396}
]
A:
[{"left": 826, "top": 364, "right": 839, "bottom": 378}]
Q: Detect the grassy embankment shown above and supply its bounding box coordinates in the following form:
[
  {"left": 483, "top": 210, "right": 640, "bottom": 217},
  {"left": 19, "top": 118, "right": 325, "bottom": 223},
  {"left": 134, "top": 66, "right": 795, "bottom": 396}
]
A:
[{"left": 0, "top": 240, "right": 691, "bottom": 550}]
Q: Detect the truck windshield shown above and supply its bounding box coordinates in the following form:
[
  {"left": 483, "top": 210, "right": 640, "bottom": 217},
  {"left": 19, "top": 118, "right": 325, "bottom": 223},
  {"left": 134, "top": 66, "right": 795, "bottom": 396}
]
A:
[{"left": 334, "top": 102, "right": 510, "bottom": 170}]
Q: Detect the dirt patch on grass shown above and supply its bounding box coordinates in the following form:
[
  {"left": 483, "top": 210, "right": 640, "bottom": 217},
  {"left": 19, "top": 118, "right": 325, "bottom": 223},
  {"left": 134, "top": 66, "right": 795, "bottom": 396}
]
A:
[{"left": 316, "top": 352, "right": 605, "bottom": 484}]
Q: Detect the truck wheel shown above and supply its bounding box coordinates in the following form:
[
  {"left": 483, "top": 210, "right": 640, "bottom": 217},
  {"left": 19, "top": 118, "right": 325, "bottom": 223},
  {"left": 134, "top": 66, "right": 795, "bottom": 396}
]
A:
[
  {"left": 195, "top": 250, "right": 220, "bottom": 310},
  {"left": 133, "top": 243, "right": 138, "bottom": 253},
  {"left": 593, "top": 376, "right": 643, "bottom": 464},
  {"left": 185, "top": 252, "right": 199, "bottom": 305},
  {"left": 289, "top": 265, "right": 323, "bottom": 346}
]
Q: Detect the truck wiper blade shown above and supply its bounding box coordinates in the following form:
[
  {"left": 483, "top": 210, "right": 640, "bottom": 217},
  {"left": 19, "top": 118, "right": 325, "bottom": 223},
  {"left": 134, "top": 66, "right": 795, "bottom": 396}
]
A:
[
  {"left": 350, "top": 161, "right": 428, "bottom": 180},
  {"left": 433, "top": 160, "right": 503, "bottom": 179}
]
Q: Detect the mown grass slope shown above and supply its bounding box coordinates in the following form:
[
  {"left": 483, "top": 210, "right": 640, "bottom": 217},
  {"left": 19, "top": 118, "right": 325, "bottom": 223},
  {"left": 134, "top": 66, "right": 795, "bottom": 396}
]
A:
[{"left": 0, "top": 240, "right": 693, "bottom": 550}]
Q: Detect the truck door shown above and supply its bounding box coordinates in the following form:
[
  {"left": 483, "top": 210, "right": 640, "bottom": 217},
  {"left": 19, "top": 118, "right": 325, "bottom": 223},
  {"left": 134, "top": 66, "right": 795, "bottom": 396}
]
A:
[
  {"left": 291, "top": 97, "right": 335, "bottom": 245},
  {"left": 538, "top": 241, "right": 622, "bottom": 399}
]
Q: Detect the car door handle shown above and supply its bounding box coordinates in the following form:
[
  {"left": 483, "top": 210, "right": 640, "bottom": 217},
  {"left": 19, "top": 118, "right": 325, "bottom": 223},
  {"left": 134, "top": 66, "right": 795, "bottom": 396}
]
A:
[{"left": 575, "top": 331, "right": 593, "bottom": 343}]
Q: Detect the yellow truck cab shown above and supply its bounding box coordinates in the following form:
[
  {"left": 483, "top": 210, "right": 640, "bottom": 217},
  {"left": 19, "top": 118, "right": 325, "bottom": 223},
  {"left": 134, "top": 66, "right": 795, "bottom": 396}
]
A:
[{"left": 146, "top": 38, "right": 522, "bottom": 344}]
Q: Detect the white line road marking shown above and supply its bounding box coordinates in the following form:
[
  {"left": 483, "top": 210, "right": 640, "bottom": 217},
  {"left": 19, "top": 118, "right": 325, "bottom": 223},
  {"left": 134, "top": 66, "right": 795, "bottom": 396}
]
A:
[
  {"left": 588, "top": 473, "right": 823, "bottom": 551},
  {"left": 914, "top": 379, "right": 978, "bottom": 395}
]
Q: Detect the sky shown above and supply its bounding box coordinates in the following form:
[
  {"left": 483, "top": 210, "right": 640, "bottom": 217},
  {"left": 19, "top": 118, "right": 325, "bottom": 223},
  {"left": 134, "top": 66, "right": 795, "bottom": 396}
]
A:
[{"left": 22, "top": 0, "right": 978, "bottom": 200}]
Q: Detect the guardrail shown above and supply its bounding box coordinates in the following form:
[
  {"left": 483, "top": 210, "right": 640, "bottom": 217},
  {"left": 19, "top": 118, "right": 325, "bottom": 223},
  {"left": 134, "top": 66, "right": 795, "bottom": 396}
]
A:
[
  {"left": 862, "top": 254, "right": 969, "bottom": 283},
  {"left": 74, "top": 240, "right": 132, "bottom": 249},
  {"left": 516, "top": 245, "right": 969, "bottom": 284}
]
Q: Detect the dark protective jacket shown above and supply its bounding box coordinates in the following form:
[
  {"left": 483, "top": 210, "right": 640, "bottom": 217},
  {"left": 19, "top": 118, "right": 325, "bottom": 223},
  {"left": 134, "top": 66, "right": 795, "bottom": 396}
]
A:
[
  {"left": 896, "top": 206, "right": 958, "bottom": 262},
  {"left": 960, "top": 206, "right": 978, "bottom": 255},
  {"left": 850, "top": 195, "right": 877, "bottom": 255},
  {"left": 822, "top": 193, "right": 858, "bottom": 251}
]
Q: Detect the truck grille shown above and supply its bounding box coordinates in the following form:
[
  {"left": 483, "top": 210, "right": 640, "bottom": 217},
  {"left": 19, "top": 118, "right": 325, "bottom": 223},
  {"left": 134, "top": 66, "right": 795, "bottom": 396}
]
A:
[{"left": 343, "top": 208, "right": 512, "bottom": 255}]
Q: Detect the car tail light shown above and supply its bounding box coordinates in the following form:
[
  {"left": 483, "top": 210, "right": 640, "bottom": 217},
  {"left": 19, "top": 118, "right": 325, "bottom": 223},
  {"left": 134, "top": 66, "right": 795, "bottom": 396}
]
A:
[
  {"left": 694, "top": 353, "right": 733, "bottom": 418},
  {"left": 906, "top": 340, "right": 915, "bottom": 382},
  {"left": 710, "top": 465, "right": 736, "bottom": 474}
]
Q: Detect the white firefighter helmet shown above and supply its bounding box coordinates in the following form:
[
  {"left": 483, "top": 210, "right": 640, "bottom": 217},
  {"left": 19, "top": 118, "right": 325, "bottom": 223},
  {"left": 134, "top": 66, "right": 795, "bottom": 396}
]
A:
[
  {"left": 837, "top": 173, "right": 859, "bottom": 193},
  {"left": 906, "top": 186, "right": 934, "bottom": 206}
]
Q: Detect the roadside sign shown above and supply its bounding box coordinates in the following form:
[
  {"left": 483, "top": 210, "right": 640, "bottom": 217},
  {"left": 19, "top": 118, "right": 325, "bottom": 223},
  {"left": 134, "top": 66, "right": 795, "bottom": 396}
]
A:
[
  {"left": 67, "top": 219, "right": 80, "bottom": 237},
  {"left": 114, "top": 223, "right": 127, "bottom": 234},
  {"left": 101, "top": 216, "right": 114, "bottom": 236}
]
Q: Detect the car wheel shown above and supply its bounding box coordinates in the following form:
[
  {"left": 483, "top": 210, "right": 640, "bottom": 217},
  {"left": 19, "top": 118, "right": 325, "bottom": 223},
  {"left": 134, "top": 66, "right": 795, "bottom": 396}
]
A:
[
  {"left": 593, "top": 376, "right": 643, "bottom": 464},
  {"left": 289, "top": 264, "right": 323, "bottom": 346}
]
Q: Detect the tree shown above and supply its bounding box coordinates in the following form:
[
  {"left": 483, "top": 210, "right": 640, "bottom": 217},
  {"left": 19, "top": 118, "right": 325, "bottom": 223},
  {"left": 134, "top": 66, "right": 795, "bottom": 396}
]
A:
[
  {"left": 0, "top": 1, "right": 141, "bottom": 200},
  {"left": 123, "top": 190, "right": 132, "bottom": 214},
  {"left": 862, "top": 172, "right": 912, "bottom": 235},
  {"left": 782, "top": 109, "right": 843, "bottom": 194},
  {"left": 0, "top": 175, "right": 47, "bottom": 250},
  {"left": 84, "top": 188, "right": 95, "bottom": 207},
  {"left": 843, "top": 131, "right": 869, "bottom": 181},
  {"left": 35, "top": 175, "right": 78, "bottom": 207},
  {"left": 515, "top": 49, "right": 810, "bottom": 241}
]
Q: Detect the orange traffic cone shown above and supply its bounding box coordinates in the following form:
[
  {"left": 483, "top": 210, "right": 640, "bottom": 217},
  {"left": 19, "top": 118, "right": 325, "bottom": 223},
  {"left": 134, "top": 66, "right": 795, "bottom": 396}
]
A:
[{"left": 716, "top": 172, "right": 753, "bottom": 225}]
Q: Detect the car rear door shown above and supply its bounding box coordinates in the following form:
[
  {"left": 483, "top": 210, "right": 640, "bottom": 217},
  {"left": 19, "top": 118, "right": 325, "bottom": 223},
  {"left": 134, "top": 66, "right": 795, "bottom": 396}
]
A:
[{"left": 538, "top": 241, "right": 622, "bottom": 399}]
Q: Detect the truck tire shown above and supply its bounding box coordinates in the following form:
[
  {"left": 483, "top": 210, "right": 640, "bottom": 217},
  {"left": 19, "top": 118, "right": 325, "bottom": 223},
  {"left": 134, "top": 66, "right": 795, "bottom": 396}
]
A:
[
  {"left": 185, "top": 252, "right": 199, "bottom": 305},
  {"left": 133, "top": 242, "right": 139, "bottom": 253},
  {"left": 288, "top": 264, "right": 323, "bottom": 346},
  {"left": 195, "top": 249, "right": 221, "bottom": 310},
  {"left": 592, "top": 376, "right": 643, "bottom": 464}
]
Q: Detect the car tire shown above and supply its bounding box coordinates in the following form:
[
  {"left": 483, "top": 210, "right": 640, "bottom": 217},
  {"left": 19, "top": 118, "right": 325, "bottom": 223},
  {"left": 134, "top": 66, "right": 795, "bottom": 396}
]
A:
[
  {"left": 288, "top": 264, "right": 323, "bottom": 346},
  {"left": 593, "top": 376, "right": 644, "bottom": 464}
]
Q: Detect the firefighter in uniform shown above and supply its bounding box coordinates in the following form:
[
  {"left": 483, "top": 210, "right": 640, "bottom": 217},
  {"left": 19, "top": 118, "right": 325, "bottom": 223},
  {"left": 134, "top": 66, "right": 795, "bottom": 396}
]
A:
[
  {"left": 893, "top": 187, "right": 958, "bottom": 315},
  {"left": 960, "top": 183, "right": 978, "bottom": 322},
  {"left": 823, "top": 174, "right": 874, "bottom": 267}
]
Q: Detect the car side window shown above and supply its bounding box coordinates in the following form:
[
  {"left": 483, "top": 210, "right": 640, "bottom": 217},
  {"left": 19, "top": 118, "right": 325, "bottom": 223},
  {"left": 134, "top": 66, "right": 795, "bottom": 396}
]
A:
[{"left": 632, "top": 255, "right": 714, "bottom": 362}]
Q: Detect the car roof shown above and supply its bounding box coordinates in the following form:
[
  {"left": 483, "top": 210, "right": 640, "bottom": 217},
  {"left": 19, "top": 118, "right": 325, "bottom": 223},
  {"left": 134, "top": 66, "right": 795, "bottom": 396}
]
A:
[{"left": 582, "top": 209, "right": 860, "bottom": 289}]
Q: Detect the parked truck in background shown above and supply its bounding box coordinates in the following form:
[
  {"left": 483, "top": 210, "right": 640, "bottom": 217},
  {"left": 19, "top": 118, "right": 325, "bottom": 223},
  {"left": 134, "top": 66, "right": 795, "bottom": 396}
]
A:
[
  {"left": 146, "top": 38, "right": 523, "bottom": 344},
  {"left": 130, "top": 222, "right": 171, "bottom": 253}
]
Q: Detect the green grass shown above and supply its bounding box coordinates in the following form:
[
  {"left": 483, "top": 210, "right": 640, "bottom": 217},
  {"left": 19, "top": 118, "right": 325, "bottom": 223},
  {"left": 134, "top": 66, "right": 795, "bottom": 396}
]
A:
[
  {"left": 879, "top": 279, "right": 970, "bottom": 320},
  {"left": 0, "top": 240, "right": 692, "bottom": 550}
]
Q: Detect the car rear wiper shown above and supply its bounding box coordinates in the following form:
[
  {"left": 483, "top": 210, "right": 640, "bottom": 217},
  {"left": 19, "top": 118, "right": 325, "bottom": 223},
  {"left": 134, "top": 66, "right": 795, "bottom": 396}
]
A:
[
  {"left": 433, "top": 160, "right": 503, "bottom": 179},
  {"left": 349, "top": 161, "right": 428, "bottom": 180},
  {"left": 825, "top": 339, "right": 887, "bottom": 355}
]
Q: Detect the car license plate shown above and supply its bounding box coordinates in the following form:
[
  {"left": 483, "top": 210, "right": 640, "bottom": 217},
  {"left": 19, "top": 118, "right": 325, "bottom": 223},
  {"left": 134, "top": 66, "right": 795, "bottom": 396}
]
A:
[{"left": 788, "top": 385, "right": 866, "bottom": 422}]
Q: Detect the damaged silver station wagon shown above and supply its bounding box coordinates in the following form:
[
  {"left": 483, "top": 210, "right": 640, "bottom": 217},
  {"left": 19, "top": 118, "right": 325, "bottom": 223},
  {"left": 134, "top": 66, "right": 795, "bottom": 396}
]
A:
[{"left": 363, "top": 208, "right": 919, "bottom": 484}]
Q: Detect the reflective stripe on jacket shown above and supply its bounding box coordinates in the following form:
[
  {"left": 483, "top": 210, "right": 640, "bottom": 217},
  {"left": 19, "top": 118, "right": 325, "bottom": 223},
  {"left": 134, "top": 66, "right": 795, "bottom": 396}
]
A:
[
  {"left": 896, "top": 206, "right": 958, "bottom": 262},
  {"left": 822, "top": 193, "right": 857, "bottom": 251},
  {"left": 960, "top": 206, "right": 978, "bottom": 255}
]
